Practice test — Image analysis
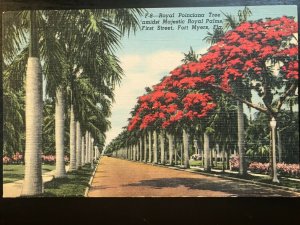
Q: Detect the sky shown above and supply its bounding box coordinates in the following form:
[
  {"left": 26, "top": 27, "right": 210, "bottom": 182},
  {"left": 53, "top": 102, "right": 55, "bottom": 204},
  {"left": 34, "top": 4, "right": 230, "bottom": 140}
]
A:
[{"left": 104, "top": 5, "right": 298, "bottom": 146}]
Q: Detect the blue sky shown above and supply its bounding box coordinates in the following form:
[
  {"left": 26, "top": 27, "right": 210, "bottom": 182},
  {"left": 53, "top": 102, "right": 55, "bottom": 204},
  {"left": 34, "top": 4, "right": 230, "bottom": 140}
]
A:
[{"left": 105, "top": 5, "right": 298, "bottom": 145}]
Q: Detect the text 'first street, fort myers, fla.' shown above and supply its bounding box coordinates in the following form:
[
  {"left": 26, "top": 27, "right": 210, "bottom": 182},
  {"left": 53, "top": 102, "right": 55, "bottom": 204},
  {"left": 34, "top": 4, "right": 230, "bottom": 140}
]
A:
[{"left": 140, "top": 12, "right": 224, "bottom": 31}]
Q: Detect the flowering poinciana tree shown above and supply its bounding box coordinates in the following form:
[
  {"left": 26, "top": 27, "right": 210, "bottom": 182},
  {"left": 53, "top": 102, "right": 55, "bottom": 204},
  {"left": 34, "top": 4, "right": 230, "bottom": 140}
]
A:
[
  {"left": 197, "top": 16, "right": 298, "bottom": 116},
  {"left": 183, "top": 16, "right": 298, "bottom": 176}
]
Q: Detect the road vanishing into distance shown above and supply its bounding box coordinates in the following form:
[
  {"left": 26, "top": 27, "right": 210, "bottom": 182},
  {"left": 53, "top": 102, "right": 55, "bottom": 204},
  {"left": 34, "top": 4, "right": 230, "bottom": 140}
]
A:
[{"left": 88, "top": 156, "right": 300, "bottom": 197}]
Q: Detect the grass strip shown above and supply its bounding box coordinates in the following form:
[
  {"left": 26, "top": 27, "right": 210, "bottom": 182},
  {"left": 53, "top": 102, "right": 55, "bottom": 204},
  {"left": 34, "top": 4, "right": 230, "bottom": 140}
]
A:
[
  {"left": 190, "top": 167, "right": 300, "bottom": 190},
  {"left": 3, "top": 164, "right": 56, "bottom": 184},
  {"left": 43, "top": 164, "right": 93, "bottom": 197}
]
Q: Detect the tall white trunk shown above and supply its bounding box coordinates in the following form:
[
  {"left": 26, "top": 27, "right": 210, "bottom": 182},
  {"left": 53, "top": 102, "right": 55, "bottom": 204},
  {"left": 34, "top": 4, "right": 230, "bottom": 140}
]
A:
[
  {"left": 94, "top": 146, "right": 97, "bottom": 160},
  {"left": 90, "top": 136, "right": 94, "bottom": 168},
  {"left": 160, "top": 131, "right": 165, "bottom": 164},
  {"left": 183, "top": 129, "right": 190, "bottom": 168},
  {"left": 144, "top": 134, "right": 147, "bottom": 162},
  {"left": 167, "top": 133, "right": 174, "bottom": 165},
  {"left": 222, "top": 144, "right": 226, "bottom": 171},
  {"left": 204, "top": 131, "right": 211, "bottom": 171},
  {"left": 277, "top": 130, "right": 282, "bottom": 162},
  {"left": 148, "top": 131, "right": 152, "bottom": 162},
  {"left": 69, "top": 105, "right": 76, "bottom": 171},
  {"left": 55, "top": 88, "right": 66, "bottom": 178},
  {"left": 136, "top": 144, "right": 139, "bottom": 161},
  {"left": 174, "top": 140, "right": 177, "bottom": 165},
  {"left": 237, "top": 100, "right": 246, "bottom": 175},
  {"left": 22, "top": 57, "right": 43, "bottom": 196},
  {"left": 85, "top": 131, "right": 89, "bottom": 163},
  {"left": 76, "top": 121, "right": 82, "bottom": 169},
  {"left": 153, "top": 130, "right": 158, "bottom": 164},
  {"left": 87, "top": 132, "right": 91, "bottom": 163},
  {"left": 81, "top": 136, "right": 85, "bottom": 166},
  {"left": 139, "top": 137, "right": 143, "bottom": 162}
]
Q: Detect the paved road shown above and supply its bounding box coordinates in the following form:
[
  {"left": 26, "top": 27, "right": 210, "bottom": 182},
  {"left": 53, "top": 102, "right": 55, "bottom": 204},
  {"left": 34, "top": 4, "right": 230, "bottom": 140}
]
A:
[{"left": 88, "top": 156, "right": 300, "bottom": 197}]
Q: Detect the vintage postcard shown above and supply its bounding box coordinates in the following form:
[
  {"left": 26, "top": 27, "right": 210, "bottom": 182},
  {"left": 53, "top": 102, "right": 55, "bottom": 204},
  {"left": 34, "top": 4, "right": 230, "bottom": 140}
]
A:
[{"left": 2, "top": 4, "right": 299, "bottom": 198}]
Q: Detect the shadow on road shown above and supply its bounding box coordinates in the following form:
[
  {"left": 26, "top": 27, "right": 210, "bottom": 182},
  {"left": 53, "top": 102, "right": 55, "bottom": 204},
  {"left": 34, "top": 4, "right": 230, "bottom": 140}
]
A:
[{"left": 123, "top": 177, "right": 298, "bottom": 197}]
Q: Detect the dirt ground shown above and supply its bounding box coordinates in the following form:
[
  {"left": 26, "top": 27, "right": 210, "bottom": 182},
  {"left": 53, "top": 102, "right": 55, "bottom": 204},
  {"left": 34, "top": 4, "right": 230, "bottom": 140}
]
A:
[{"left": 87, "top": 156, "right": 300, "bottom": 197}]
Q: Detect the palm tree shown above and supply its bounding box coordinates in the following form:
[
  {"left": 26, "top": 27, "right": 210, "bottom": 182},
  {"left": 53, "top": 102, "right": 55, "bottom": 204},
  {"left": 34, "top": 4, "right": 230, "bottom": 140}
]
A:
[
  {"left": 182, "top": 129, "right": 190, "bottom": 168},
  {"left": 202, "top": 27, "right": 225, "bottom": 45},
  {"left": 203, "top": 6, "right": 252, "bottom": 176},
  {"left": 160, "top": 130, "right": 166, "bottom": 164},
  {"left": 54, "top": 87, "right": 67, "bottom": 177},
  {"left": 221, "top": 7, "right": 252, "bottom": 175},
  {"left": 21, "top": 11, "right": 43, "bottom": 196}
]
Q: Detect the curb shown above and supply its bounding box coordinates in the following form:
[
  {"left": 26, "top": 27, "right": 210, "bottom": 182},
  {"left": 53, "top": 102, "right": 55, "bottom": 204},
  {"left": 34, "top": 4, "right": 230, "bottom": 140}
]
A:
[
  {"left": 84, "top": 157, "right": 101, "bottom": 197},
  {"left": 114, "top": 157, "right": 300, "bottom": 194}
]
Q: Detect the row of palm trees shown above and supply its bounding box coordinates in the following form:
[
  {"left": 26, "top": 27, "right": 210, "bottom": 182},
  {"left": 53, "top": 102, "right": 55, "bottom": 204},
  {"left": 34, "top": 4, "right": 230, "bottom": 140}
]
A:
[
  {"left": 3, "top": 9, "right": 144, "bottom": 196},
  {"left": 106, "top": 92, "right": 240, "bottom": 172}
]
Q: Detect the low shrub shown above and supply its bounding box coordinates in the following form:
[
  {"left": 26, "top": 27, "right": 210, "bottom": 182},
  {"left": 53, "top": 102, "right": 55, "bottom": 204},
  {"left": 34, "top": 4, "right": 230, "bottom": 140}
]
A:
[
  {"left": 276, "top": 163, "right": 300, "bottom": 178},
  {"left": 248, "top": 162, "right": 300, "bottom": 178},
  {"left": 229, "top": 156, "right": 240, "bottom": 171},
  {"left": 191, "top": 154, "right": 202, "bottom": 160},
  {"left": 248, "top": 162, "right": 270, "bottom": 174},
  {"left": 3, "top": 152, "right": 24, "bottom": 164},
  {"left": 3, "top": 156, "right": 12, "bottom": 164},
  {"left": 42, "top": 155, "right": 56, "bottom": 164}
]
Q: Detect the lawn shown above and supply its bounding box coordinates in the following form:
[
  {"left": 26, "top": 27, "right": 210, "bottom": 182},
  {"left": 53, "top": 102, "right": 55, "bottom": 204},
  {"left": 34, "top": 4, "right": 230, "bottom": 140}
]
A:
[
  {"left": 3, "top": 164, "right": 56, "bottom": 184},
  {"left": 43, "top": 164, "right": 93, "bottom": 197},
  {"left": 189, "top": 160, "right": 225, "bottom": 169}
]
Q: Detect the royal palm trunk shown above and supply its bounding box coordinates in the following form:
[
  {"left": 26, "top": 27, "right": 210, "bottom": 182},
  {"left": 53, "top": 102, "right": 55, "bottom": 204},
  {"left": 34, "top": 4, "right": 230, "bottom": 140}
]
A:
[
  {"left": 21, "top": 57, "right": 43, "bottom": 196},
  {"left": 222, "top": 145, "right": 226, "bottom": 171},
  {"left": 183, "top": 129, "right": 190, "bottom": 168},
  {"left": 81, "top": 136, "right": 85, "bottom": 165},
  {"left": 55, "top": 88, "right": 66, "bottom": 178},
  {"left": 136, "top": 144, "right": 139, "bottom": 161},
  {"left": 204, "top": 131, "right": 211, "bottom": 172},
  {"left": 237, "top": 100, "right": 246, "bottom": 175},
  {"left": 85, "top": 131, "right": 89, "bottom": 163},
  {"left": 277, "top": 130, "right": 282, "bottom": 162},
  {"left": 144, "top": 135, "right": 148, "bottom": 162},
  {"left": 76, "top": 121, "right": 82, "bottom": 169},
  {"left": 160, "top": 131, "right": 165, "bottom": 164},
  {"left": 139, "top": 137, "right": 143, "bottom": 162},
  {"left": 167, "top": 133, "right": 174, "bottom": 165},
  {"left": 148, "top": 131, "right": 152, "bottom": 163},
  {"left": 69, "top": 105, "right": 76, "bottom": 171},
  {"left": 90, "top": 136, "right": 94, "bottom": 168},
  {"left": 153, "top": 130, "right": 158, "bottom": 163}
]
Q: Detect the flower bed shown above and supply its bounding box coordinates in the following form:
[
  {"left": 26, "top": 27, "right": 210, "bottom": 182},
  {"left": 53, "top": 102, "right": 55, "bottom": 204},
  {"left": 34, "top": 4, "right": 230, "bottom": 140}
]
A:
[
  {"left": 3, "top": 153, "right": 69, "bottom": 165},
  {"left": 2, "top": 152, "right": 23, "bottom": 164},
  {"left": 248, "top": 162, "right": 270, "bottom": 174},
  {"left": 275, "top": 163, "right": 299, "bottom": 178},
  {"left": 248, "top": 162, "right": 300, "bottom": 178}
]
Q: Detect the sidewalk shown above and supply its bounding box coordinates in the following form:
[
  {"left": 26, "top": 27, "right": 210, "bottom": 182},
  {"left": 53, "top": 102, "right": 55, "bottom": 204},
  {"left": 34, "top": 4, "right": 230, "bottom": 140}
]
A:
[{"left": 3, "top": 166, "right": 69, "bottom": 198}]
